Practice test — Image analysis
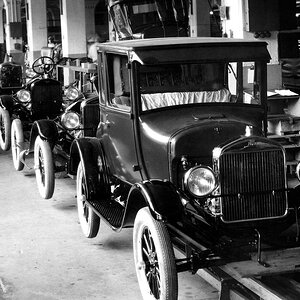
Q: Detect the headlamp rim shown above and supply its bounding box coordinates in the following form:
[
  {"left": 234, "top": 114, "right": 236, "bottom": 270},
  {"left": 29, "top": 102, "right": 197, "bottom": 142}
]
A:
[
  {"left": 61, "top": 111, "right": 80, "bottom": 130},
  {"left": 16, "top": 89, "right": 31, "bottom": 103},
  {"left": 184, "top": 165, "right": 217, "bottom": 198},
  {"left": 65, "top": 86, "right": 80, "bottom": 101}
]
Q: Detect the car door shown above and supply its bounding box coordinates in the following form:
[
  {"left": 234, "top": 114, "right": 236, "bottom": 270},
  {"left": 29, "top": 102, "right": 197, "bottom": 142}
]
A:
[{"left": 99, "top": 52, "right": 142, "bottom": 184}]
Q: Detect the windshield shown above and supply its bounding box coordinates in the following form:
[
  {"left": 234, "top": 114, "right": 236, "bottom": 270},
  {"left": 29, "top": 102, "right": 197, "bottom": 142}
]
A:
[
  {"left": 109, "top": 0, "right": 188, "bottom": 39},
  {"left": 139, "top": 61, "right": 264, "bottom": 111}
]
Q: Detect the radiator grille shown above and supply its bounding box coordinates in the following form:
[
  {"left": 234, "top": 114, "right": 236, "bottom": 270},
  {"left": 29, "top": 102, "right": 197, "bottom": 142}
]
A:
[
  {"left": 82, "top": 99, "right": 99, "bottom": 137},
  {"left": 219, "top": 148, "right": 287, "bottom": 222},
  {"left": 31, "top": 80, "right": 62, "bottom": 120},
  {"left": 0, "top": 64, "right": 23, "bottom": 88}
]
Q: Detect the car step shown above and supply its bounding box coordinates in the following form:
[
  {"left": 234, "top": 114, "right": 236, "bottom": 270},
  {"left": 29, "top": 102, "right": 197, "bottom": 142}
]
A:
[{"left": 89, "top": 199, "right": 125, "bottom": 229}]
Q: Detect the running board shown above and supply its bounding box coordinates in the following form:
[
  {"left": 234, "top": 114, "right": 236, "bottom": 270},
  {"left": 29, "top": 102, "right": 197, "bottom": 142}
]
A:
[{"left": 89, "top": 199, "right": 125, "bottom": 229}]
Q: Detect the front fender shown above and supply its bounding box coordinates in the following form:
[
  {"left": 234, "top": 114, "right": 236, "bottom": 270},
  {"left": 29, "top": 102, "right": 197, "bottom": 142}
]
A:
[
  {"left": 123, "top": 180, "right": 183, "bottom": 227},
  {"left": 29, "top": 119, "right": 58, "bottom": 151},
  {"left": 0, "top": 95, "right": 14, "bottom": 112},
  {"left": 68, "top": 137, "right": 105, "bottom": 200}
]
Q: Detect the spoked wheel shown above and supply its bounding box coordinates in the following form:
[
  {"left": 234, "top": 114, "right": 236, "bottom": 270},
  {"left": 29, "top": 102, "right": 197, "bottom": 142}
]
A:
[
  {"left": 34, "top": 136, "right": 55, "bottom": 199},
  {"left": 76, "top": 162, "right": 100, "bottom": 238},
  {"left": 133, "top": 207, "right": 178, "bottom": 300},
  {"left": 11, "top": 119, "right": 25, "bottom": 171},
  {"left": 0, "top": 107, "right": 11, "bottom": 151}
]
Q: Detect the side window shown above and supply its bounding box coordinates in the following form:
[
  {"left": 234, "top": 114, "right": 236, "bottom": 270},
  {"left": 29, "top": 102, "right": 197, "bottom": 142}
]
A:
[
  {"left": 107, "top": 53, "right": 131, "bottom": 111},
  {"left": 98, "top": 51, "right": 106, "bottom": 105}
]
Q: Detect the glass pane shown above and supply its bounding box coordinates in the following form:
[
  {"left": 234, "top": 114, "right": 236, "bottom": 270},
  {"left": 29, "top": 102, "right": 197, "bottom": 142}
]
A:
[{"left": 139, "top": 61, "right": 263, "bottom": 111}]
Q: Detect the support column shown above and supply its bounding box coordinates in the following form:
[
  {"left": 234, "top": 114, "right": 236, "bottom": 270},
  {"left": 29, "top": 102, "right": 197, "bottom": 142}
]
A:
[
  {"left": 85, "top": 0, "right": 99, "bottom": 38},
  {"left": 0, "top": 1, "right": 6, "bottom": 62},
  {"left": 60, "top": 0, "right": 86, "bottom": 58},
  {"left": 60, "top": 0, "right": 87, "bottom": 85},
  {"left": 3, "top": 0, "right": 23, "bottom": 63},
  {"left": 189, "top": 0, "right": 211, "bottom": 37},
  {"left": 26, "top": 0, "right": 47, "bottom": 66}
]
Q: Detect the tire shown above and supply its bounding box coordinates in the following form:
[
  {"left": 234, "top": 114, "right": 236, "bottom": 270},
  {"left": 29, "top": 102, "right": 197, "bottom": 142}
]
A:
[
  {"left": 133, "top": 207, "right": 178, "bottom": 300},
  {"left": 76, "top": 162, "right": 100, "bottom": 238},
  {"left": 34, "top": 136, "right": 55, "bottom": 199},
  {"left": 0, "top": 107, "right": 11, "bottom": 151},
  {"left": 11, "top": 119, "right": 24, "bottom": 171}
]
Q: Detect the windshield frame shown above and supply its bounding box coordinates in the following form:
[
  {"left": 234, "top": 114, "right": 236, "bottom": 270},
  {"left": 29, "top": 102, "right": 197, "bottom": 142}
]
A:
[{"left": 134, "top": 59, "right": 267, "bottom": 114}]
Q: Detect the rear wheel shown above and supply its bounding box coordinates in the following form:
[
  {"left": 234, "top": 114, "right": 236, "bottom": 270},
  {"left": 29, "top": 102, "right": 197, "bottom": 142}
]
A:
[
  {"left": 76, "top": 162, "right": 100, "bottom": 238},
  {"left": 0, "top": 107, "right": 11, "bottom": 151},
  {"left": 133, "top": 207, "right": 178, "bottom": 300},
  {"left": 34, "top": 136, "right": 55, "bottom": 199},
  {"left": 11, "top": 119, "right": 24, "bottom": 171}
]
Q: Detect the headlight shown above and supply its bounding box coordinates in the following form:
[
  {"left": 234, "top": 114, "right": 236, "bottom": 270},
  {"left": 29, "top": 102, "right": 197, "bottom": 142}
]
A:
[
  {"left": 65, "top": 86, "right": 80, "bottom": 101},
  {"left": 61, "top": 111, "right": 80, "bottom": 130},
  {"left": 16, "top": 89, "right": 31, "bottom": 102},
  {"left": 184, "top": 166, "right": 217, "bottom": 197}
]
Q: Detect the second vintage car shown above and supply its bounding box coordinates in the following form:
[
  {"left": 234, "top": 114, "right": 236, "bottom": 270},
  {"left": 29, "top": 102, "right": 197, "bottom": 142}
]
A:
[
  {"left": 19, "top": 78, "right": 99, "bottom": 199},
  {"left": 67, "top": 37, "right": 300, "bottom": 299},
  {"left": 0, "top": 56, "right": 23, "bottom": 150}
]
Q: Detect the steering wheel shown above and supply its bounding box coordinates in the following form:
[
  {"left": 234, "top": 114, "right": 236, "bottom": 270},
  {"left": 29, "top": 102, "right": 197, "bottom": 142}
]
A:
[{"left": 32, "top": 56, "right": 55, "bottom": 75}]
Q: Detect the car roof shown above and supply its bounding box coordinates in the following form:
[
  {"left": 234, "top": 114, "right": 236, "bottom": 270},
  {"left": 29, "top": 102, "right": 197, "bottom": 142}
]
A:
[
  {"left": 99, "top": 37, "right": 271, "bottom": 64},
  {"left": 101, "top": 37, "right": 265, "bottom": 49}
]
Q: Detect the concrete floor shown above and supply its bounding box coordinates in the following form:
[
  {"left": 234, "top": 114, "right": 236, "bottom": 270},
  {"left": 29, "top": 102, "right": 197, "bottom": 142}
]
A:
[{"left": 0, "top": 149, "right": 219, "bottom": 300}]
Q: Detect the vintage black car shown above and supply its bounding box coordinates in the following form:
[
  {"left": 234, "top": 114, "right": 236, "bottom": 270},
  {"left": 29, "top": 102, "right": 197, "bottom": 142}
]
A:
[
  {"left": 108, "top": 0, "right": 189, "bottom": 40},
  {"left": 67, "top": 37, "right": 300, "bottom": 299},
  {"left": 2, "top": 56, "right": 63, "bottom": 187},
  {"left": 21, "top": 79, "right": 99, "bottom": 199},
  {"left": 0, "top": 55, "right": 61, "bottom": 152},
  {"left": 0, "top": 57, "right": 23, "bottom": 150}
]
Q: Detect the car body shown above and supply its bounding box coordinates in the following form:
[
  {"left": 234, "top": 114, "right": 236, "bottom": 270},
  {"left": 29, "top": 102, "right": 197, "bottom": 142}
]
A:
[
  {"left": 0, "top": 59, "right": 23, "bottom": 150},
  {"left": 25, "top": 80, "right": 100, "bottom": 199},
  {"left": 0, "top": 56, "right": 63, "bottom": 187},
  {"left": 108, "top": 0, "right": 189, "bottom": 39},
  {"left": 68, "top": 37, "right": 300, "bottom": 300}
]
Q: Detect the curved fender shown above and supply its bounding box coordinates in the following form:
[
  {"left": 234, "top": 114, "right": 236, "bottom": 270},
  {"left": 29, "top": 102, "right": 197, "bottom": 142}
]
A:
[
  {"left": 0, "top": 95, "right": 14, "bottom": 112},
  {"left": 29, "top": 119, "right": 59, "bottom": 151},
  {"left": 68, "top": 137, "right": 105, "bottom": 200},
  {"left": 123, "top": 180, "right": 183, "bottom": 227}
]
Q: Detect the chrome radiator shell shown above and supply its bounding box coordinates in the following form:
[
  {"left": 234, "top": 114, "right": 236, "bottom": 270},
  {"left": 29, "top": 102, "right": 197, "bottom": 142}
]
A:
[{"left": 213, "top": 137, "right": 288, "bottom": 223}]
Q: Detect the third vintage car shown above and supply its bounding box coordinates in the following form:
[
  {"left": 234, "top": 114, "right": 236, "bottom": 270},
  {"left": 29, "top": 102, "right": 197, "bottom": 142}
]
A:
[{"left": 67, "top": 37, "right": 300, "bottom": 299}]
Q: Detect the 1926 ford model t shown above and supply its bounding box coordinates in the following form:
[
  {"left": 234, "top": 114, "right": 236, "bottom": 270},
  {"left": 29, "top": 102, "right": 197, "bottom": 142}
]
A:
[
  {"left": 0, "top": 55, "right": 62, "bottom": 153},
  {"left": 0, "top": 56, "right": 64, "bottom": 195},
  {"left": 0, "top": 57, "right": 23, "bottom": 150},
  {"left": 24, "top": 79, "right": 99, "bottom": 199},
  {"left": 2, "top": 55, "right": 99, "bottom": 199},
  {"left": 67, "top": 37, "right": 300, "bottom": 299},
  {"left": 108, "top": 0, "right": 189, "bottom": 40}
]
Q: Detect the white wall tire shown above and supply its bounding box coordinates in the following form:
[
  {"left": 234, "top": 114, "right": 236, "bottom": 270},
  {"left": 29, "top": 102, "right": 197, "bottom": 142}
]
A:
[
  {"left": 133, "top": 207, "right": 178, "bottom": 300},
  {"left": 76, "top": 162, "right": 100, "bottom": 238},
  {"left": 11, "top": 119, "right": 24, "bottom": 171},
  {"left": 0, "top": 107, "right": 11, "bottom": 151},
  {"left": 34, "top": 136, "right": 55, "bottom": 199}
]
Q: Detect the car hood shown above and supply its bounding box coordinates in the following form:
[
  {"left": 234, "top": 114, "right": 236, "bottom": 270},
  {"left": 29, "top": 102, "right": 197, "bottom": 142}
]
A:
[{"left": 138, "top": 105, "right": 264, "bottom": 180}]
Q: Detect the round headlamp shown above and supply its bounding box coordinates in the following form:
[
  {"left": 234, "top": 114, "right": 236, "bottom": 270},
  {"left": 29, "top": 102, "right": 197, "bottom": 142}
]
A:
[
  {"left": 61, "top": 111, "right": 80, "bottom": 130},
  {"left": 184, "top": 166, "right": 217, "bottom": 197},
  {"left": 17, "top": 89, "right": 31, "bottom": 103},
  {"left": 65, "top": 86, "right": 80, "bottom": 101}
]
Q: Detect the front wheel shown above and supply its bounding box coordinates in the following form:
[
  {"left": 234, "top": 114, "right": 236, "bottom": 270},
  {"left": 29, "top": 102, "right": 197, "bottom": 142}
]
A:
[
  {"left": 11, "top": 119, "right": 24, "bottom": 171},
  {"left": 0, "top": 107, "right": 11, "bottom": 151},
  {"left": 76, "top": 162, "right": 100, "bottom": 238},
  {"left": 133, "top": 207, "right": 178, "bottom": 300},
  {"left": 34, "top": 136, "right": 55, "bottom": 199}
]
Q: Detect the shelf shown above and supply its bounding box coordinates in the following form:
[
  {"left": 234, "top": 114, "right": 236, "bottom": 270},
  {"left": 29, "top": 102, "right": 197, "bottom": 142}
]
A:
[
  {"left": 268, "top": 133, "right": 300, "bottom": 139},
  {"left": 286, "top": 160, "right": 298, "bottom": 166},
  {"left": 282, "top": 144, "right": 300, "bottom": 149}
]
